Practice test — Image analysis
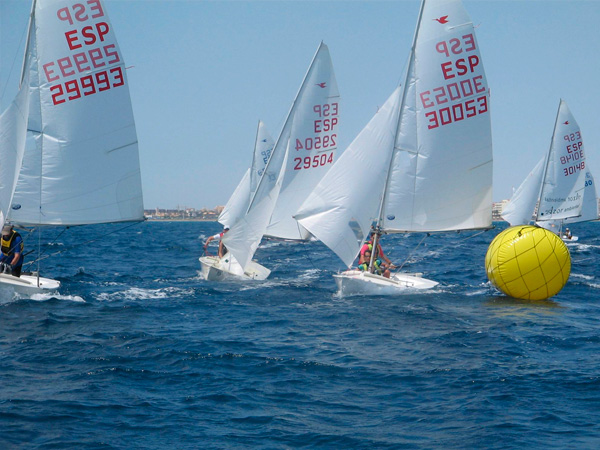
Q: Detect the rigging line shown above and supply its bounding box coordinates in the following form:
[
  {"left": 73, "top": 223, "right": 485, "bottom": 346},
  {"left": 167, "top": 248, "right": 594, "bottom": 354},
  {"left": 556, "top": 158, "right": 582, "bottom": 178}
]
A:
[
  {"left": 396, "top": 233, "right": 429, "bottom": 271},
  {"left": 395, "top": 228, "right": 493, "bottom": 270},
  {"left": 23, "top": 226, "right": 68, "bottom": 259},
  {"left": 24, "top": 220, "right": 143, "bottom": 268},
  {"left": 301, "top": 239, "right": 320, "bottom": 274}
]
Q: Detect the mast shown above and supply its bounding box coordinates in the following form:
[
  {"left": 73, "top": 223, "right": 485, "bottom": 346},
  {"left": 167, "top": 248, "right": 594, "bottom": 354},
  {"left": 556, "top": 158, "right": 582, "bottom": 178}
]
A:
[
  {"left": 534, "top": 100, "right": 563, "bottom": 222},
  {"left": 367, "top": 0, "right": 426, "bottom": 266},
  {"left": 375, "top": 0, "right": 426, "bottom": 232},
  {"left": 250, "top": 120, "right": 261, "bottom": 187},
  {"left": 19, "top": 0, "right": 37, "bottom": 88}
]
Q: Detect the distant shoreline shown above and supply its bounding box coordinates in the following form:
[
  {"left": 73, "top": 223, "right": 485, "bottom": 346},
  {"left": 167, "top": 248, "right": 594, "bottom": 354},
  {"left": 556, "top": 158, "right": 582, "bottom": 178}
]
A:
[{"left": 145, "top": 218, "right": 218, "bottom": 222}]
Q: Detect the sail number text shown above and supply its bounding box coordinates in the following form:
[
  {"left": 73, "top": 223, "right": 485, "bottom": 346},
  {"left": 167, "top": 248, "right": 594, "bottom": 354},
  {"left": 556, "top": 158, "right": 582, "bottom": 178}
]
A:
[
  {"left": 293, "top": 101, "right": 339, "bottom": 170},
  {"left": 294, "top": 152, "right": 335, "bottom": 171},
  {"left": 419, "top": 33, "right": 489, "bottom": 130},
  {"left": 561, "top": 132, "right": 585, "bottom": 176},
  {"left": 44, "top": 0, "right": 126, "bottom": 106}
]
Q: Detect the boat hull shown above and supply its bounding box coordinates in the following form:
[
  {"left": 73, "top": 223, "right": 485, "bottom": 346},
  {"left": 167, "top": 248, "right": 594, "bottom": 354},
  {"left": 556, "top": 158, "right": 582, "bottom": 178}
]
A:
[
  {"left": 333, "top": 270, "right": 438, "bottom": 296},
  {"left": 199, "top": 255, "right": 271, "bottom": 281},
  {"left": 0, "top": 272, "right": 61, "bottom": 294}
]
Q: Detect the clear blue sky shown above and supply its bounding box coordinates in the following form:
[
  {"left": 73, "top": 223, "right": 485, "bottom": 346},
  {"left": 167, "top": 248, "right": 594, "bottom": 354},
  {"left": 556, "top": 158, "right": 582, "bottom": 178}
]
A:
[{"left": 2, "top": 0, "right": 599, "bottom": 210}]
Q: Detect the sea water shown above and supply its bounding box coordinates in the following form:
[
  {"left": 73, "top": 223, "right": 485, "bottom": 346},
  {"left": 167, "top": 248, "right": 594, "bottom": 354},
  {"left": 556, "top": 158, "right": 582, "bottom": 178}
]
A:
[{"left": 1, "top": 221, "right": 599, "bottom": 449}]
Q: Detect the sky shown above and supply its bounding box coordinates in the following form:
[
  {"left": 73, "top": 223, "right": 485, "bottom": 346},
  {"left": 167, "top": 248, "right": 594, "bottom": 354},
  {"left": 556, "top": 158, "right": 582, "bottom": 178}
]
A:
[{"left": 1, "top": 0, "right": 600, "bottom": 211}]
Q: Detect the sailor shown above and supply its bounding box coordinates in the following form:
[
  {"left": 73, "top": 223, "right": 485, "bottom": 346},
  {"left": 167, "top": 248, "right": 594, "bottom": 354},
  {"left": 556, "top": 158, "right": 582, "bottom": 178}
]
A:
[
  {"left": 0, "top": 224, "right": 24, "bottom": 277},
  {"left": 203, "top": 226, "right": 230, "bottom": 258},
  {"left": 358, "top": 249, "right": 384, "bottom": 275},
  {"left": 357, "top": 249, "right": 372, "bottom": 272},
  {"left": 564, "top": 228, "right": 572, "bottom": 239},
  {"left": 359, "top": 231, "right": 394, "bottom": 278}
]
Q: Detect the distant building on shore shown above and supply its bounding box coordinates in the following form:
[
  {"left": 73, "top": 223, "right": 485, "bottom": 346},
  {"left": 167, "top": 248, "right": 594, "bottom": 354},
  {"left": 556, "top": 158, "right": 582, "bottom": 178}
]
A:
[
  {"left": 146, "top": 200, "right": 599, "bottom": 223},
  {"left": 145, "top": 206, "right": 224, "bottom": 220}
]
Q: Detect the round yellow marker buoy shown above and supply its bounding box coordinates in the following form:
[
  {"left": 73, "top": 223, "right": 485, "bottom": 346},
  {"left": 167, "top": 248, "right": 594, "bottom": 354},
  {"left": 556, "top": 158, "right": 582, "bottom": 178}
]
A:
[{"left": 485, "top": 225, "right": 571, "bottom": 300}]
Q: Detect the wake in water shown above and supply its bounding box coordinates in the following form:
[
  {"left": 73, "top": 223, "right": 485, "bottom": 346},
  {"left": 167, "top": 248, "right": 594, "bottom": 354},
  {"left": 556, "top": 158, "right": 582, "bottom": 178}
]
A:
[{"left": 0, "top": 290, "right": 85, "bottom": 304}]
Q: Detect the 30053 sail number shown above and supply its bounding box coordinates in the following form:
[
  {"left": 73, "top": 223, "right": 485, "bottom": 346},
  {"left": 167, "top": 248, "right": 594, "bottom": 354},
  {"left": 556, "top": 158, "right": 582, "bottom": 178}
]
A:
[
  {"left": 424, "top": 95, "right": 488, "bottom": 129},
  {"left": 293, "top": 152, "right": 335, "bottom": 171}
]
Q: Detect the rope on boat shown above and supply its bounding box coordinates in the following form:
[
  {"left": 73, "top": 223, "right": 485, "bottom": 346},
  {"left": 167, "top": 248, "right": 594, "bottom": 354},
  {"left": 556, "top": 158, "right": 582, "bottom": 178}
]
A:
[{"left": 396, "top": 233, "right": 430, "bottom": 271}]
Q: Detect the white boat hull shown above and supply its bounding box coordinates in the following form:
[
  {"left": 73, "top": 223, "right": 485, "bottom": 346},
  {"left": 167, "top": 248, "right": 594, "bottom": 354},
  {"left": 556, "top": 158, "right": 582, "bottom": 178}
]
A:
[
  {"left": 199, "top": 255, "right": 271, "bottom": 281},
  {"left": 333, "top": 270, "right": 438, "bottom": 296},
  {"left": 561, "top": 235, "right": 578, "bottom": 243},
  {"left": 0, "top": 272, "right": 61, "bottom": 294}
]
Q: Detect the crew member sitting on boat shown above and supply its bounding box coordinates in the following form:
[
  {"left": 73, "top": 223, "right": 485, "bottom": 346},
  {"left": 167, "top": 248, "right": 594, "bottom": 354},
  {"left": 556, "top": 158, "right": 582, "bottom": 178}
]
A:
[
  {"left": 203, "top": 226, "right": 229, "bottom": 258},
  {"left": 0, "top": 224, "right": 24, "bottom": 277},
  {"left": 563, "top": 228, "right": 572, "bottom": 240},
  {"left": 358, "top": 249, "right": 385, "bottom": 275},
  {"left": 359, "top": 232, "right": 395, "bottom": 278}
]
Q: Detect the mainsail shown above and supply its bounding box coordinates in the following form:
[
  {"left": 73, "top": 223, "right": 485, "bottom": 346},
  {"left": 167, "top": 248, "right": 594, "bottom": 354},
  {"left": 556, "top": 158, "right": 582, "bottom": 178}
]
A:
[
  {"left": 535, "top": 100, "right": 587, "bottom": 223},
  {"left": 502, "top": 100, "right": 589, "bottom": 227},
  {"left": 8, "top": 0, "right": 143, "bottom": 226},
  {"left": 224, "top": 42, "right": 339, "bottom": 270},
  {"left": 264, "top": 43, "right": 340, "bottom": 241},
  {"left": 296, "top": 0, "right": 492, "bottom": 267},
  {"left": 560, "top": 172, "right": 598, "bottom": 224}
]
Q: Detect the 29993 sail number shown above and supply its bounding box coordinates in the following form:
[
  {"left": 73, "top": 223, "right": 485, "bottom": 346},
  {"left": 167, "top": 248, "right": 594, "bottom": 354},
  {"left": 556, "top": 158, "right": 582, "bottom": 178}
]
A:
[
  {"left": 294, "top": 152, "right": 334, "bottom": 171},
  {"left": 50, "top": 66, "right": 124, "bottom": 105}
]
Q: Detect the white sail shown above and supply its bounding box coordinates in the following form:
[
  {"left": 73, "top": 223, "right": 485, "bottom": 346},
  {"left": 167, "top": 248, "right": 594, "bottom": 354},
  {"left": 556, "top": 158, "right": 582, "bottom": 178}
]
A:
[
  {"left": 265, "top": 43, "right": 340, "bottom": 240},
  {"left": 539, "top": 171, "right": 599, "bottom": 230},
  {"left": 224, "top": 42, "right": 338, "bottom": 270},
  {"left": 296, "top": 87, "right": 403, "bottom": 267},
  {"left": 535, "top": 100, "right": 587, "bottom": 222},
  {"left": 383, "top": 0, "right": 492, "bottom": 232},
  {"left": 218, "top": 169, "right": 251, "bottom": 229},
  {"left": 218, "top": 121, "right": 274, "bottom": 228},
  {"left": 562, "top": 171, "right": 598, "bottom": 224},
  {"left": 501, "top": 157, "right": 545, "bottom": 226},
  {"left": 297, "top": 0, "right": 492, "bottom": 268},
  {"left": 8, "top": 0, "right": 143, "bottom": 226},
  {"left": 0, "top": 71, "right": 31, "bottom": 228},
  {"left": 504, "top": 100, "right": 590, "bottom": 228}
]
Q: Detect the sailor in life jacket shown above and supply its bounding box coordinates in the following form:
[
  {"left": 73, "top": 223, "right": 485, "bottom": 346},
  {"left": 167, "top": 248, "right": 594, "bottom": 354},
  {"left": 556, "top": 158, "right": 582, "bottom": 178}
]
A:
[
  {"left": 358, "top": 248, "right": 384, "bottom": 275},
  {"left": 203, "top": 226, "right": 230, "bottom": 258},
  {"left": 358, "top": 232, "right": 395, "bottom": 278},
  {"left": 0, "top": 224, "right": 24, "bottom": 277}
]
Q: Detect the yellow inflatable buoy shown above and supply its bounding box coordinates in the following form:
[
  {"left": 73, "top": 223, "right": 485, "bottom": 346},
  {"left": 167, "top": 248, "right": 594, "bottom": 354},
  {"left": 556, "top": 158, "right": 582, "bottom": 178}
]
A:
[{"left": 485, "top": 225, "right": 571, "bottom": 300}]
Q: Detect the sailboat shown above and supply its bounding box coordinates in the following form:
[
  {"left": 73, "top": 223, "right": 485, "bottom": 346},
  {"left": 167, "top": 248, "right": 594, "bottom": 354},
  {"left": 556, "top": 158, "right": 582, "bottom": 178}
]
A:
[
  {"left": 200, "top": 121, "right": 274, "bottom": 281},
  {"left": 295, "top": 0, "right": 493, "bottom": 296},
  {"left": 211, "top": 42, "right": 340, "bottom": 280},
  {"left": 501, "top": 100, "right": 596, "bottom": 241},
  {"left": 0, "top": 0, "right": 144, "bottom": 293}
]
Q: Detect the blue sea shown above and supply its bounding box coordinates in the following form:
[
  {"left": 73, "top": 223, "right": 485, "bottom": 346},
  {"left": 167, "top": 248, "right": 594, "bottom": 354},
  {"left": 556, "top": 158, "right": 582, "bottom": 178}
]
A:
[{"left": 1, "top": 220, "right": 599, "bottom": 449}]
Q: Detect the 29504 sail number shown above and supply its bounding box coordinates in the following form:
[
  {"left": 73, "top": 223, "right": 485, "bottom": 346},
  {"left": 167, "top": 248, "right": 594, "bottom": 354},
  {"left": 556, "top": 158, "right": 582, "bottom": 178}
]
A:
[{"left": 294, "top": 152, "right": 335, "bottom": 171}]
